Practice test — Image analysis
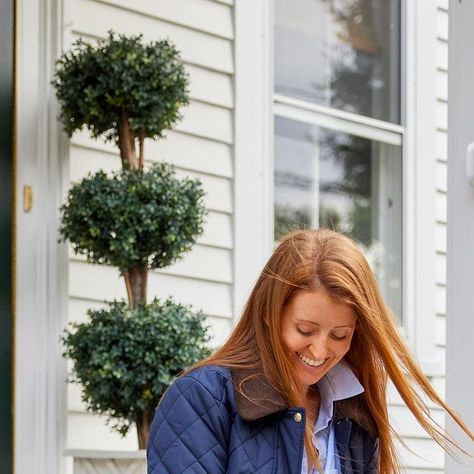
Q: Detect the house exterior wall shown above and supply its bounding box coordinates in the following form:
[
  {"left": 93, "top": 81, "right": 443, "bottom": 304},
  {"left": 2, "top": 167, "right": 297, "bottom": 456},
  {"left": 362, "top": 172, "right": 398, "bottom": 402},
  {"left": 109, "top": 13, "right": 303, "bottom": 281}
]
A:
[
  {"left": 63, "top": 0, "right": 236, "bottom": 451},
  {"left": 61, "top": 0, "right": 450, "bottom": 472}
]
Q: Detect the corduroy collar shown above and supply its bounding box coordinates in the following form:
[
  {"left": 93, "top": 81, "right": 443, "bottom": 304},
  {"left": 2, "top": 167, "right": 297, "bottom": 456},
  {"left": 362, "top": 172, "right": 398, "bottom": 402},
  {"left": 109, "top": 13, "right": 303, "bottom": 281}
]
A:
[{"left": 230, "top": 365, "right": 377, "bottom": 437}]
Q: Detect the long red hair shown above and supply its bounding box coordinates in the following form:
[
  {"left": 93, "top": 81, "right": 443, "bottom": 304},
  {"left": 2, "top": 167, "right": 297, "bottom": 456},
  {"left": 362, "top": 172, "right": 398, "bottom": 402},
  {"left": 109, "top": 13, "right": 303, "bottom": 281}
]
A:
[{"left": 191, "top": 228, "right": 473, "bottom": 472}]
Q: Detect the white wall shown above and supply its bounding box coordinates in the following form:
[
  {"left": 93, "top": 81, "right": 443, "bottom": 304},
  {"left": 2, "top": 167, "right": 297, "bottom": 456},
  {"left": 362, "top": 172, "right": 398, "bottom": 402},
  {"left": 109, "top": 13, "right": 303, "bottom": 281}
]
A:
[{"left": 63, "top": 0, "right": 236, "bottom": 450}]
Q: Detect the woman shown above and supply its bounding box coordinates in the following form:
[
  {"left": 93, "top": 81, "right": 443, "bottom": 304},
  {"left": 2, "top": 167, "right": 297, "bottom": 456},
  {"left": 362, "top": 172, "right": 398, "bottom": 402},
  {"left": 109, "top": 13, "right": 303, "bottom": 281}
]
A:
[{"left": 147, "top": 229, "right": 473, "bottom": 473}]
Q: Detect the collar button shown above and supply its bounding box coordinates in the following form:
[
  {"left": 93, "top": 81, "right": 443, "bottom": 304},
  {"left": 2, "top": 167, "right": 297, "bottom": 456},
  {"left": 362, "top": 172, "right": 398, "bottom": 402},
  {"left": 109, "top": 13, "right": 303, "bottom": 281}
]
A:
[{"left": 293, "top": 412, "right": 303, "bottom": 423}]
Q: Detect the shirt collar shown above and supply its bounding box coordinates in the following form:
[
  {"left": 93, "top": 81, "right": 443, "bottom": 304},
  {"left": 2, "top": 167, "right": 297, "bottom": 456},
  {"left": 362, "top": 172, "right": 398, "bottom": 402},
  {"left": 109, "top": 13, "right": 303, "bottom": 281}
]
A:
[{"left": 315, "top": 361, "right": 364, "bottom": 433}]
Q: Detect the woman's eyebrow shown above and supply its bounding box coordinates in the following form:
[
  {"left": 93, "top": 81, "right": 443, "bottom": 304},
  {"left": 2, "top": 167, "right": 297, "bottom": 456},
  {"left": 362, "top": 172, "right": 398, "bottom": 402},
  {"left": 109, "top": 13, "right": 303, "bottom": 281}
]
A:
[{"left": 295, "top": 319, "right": 354, "bottom": 329}]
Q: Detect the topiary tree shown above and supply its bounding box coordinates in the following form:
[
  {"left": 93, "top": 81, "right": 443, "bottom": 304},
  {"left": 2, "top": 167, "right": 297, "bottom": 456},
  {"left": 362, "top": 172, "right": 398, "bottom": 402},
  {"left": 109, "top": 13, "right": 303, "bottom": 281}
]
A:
[
  {"left": 54, "top": 32, "right": 210, "bottom": 448},
  {"left": 59, "top": 164, "right": 206, "bottom": 307},
  {"left": 53, "top": 31, "right": 189, "bottom": 171},
  {"left": 62, "top": 299, "right": 211, "bottom": 448}
]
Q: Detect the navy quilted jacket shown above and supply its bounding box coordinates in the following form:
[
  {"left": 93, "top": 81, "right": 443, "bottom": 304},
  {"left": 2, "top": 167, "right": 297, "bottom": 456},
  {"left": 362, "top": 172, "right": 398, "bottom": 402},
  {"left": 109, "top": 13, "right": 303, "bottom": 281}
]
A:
[{"left": 147, "top": 365, "right": 379, "bottom": 473}]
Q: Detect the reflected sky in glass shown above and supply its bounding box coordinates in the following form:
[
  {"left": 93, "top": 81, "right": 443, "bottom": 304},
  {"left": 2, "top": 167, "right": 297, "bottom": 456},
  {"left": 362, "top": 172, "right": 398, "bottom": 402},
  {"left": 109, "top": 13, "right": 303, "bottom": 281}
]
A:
[{"left": 275, "top": 0, "right": 400, "bottom": 123}]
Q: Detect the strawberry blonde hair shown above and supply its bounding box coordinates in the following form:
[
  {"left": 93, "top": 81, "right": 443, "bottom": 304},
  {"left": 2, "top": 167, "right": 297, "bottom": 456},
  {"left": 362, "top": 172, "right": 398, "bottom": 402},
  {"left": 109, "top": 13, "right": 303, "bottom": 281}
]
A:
[{"left": 192, "top": 228, "right": 473, "bottom": 472}]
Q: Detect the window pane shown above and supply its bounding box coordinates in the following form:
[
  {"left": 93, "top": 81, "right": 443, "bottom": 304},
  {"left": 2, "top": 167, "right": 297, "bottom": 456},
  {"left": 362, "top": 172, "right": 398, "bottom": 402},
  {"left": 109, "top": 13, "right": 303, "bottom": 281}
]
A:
[
  {"left": 275, "top": 0, "right": 401, "bottom": 124},
  {"left": 274, "top": 116, "right": 403, "bottom": 317}
]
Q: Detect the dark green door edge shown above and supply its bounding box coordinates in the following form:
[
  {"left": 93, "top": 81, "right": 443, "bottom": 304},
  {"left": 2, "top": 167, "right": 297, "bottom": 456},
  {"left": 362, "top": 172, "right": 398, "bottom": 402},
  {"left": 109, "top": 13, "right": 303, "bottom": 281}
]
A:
[{"left": 0, "top": 0, "right": 14, "bottom": 472}]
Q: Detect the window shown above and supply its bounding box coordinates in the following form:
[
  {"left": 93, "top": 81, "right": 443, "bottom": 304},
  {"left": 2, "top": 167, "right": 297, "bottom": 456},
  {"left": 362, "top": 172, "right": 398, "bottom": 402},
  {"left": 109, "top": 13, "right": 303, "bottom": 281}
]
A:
[{"left": 274, "top": 0, "right": 403, "bottom": 317}]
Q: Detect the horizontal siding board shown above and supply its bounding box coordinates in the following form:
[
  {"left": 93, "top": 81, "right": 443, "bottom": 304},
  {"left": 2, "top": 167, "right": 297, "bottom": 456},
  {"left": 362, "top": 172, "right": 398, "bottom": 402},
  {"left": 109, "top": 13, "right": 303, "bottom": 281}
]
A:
[
  {"left": 394, "top": 438, "right": 445, "bottom": 470},
  {"left": 160, "top": 245, "right": 232, "bottom": 283},
  {"left": 69, "top": 150, "right": 233, "bottom": 214},
  {"left": 96, "top": 0, "right": 234, "bottom": 39},
  {"left": 437, "top": 0, "right": 448, "bottom": 11},
  {"left": 435, "top": 252, "right": 446, "bottom": 286},
  {"left": 430, "top": 376, "right": 446, "bottom": 400},
  {"left": 435, "top": 222, "right": 446, "bottom": 254},
  {"left": 207, "top": 315, "right": 232, "bottom": 347},
  {"left": 70, "top": 260, "right": 233, "bottom": 317},
  {"left": 69, "top": 244, "right": 232, "bottom": 284},
  {"left": 436, "top": 40, "right": 448, "bottom": 71},
  {"left": 436, "top": 160, "right": 447, "bottom": 193},
  {"left": 71, "top": 130, "right": 233, "bottom": 178},
  {"left": 435, "top": 284, "right": 446, "bottom": 315},
  {"left": 186, "top": 64, "right": 233, "bottom": 108},
  {"left": 389, "top": 405, "right": 445, "bottom": 439},
  {"left": 436, "top": 69, "right": 447, "bottom": 102},
  {"left": 435, "top": 131, "right": 447, "bottom": 162},
  {"left": 176, "top": 100, "right": 233, "bottom": 144},
  {"left": 176, "top": 170, "right": 232, "bottom": 213},
  {"left": 201, "top": 211, "right": 233, "bottom": 248},
  {"left": 436, "top": 8, "right": 448, "bottom": 42},
  {"left": 436, "top": 192, "right": 447, "bottom": 223},
  {"left": 435, "top": 314, "right": 446, "bottom": 347},
  {"left": 68, "top": 413, "right": 137, "bottom": 450},
  {"left": 70, "top": 0, "right": 234, "bottom": 73},
  {"left": 436, "top": 100, "right": 447, "bottom": 131}
]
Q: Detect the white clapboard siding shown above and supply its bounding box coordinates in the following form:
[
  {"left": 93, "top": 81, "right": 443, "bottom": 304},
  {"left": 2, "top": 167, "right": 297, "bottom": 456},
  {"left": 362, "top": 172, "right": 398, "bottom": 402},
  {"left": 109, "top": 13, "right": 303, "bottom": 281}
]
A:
[
  {"left": 435, "top": 284, "right": 447, "bottom": 316},
  {"left": 186, "top": 64, "right": 234, "bottom": 108},
  {"left": 436, "top": 69, "right": 448, "bottom": 103},
  {"left": 68, "top": 296, "right": 231, "bottom": 348},
  {"left": 435, "top": 130, "right": 447, "bottom": 162},
  {"left": 436, "top": 40, "right": 448, "bottom": 72},
  {"left": 68, "top": 413, "right": 138, "bottom": 450},
  {"left": 69, "top": 146, "right": 233, "bottom": 214},
  {"left": 395, "top": 437, "right": 445, "bottom": 471},
  {"left": 436, "top": 192, "right": 447, "bottom": 223},
  {"left": 436, "top": 314, "right": 446, "bottom": 347},
  {"left": 435, "top": 253, "right": 447, "bottom": 286},
  {"left": 70, "top": 260, "right": 233, "bottom": 318},
  {"left": 435, "top": 222, "right": 447, "bottom": 254},
  {"left": 436, "top": 100, "right": 448, "bottom": 132},
  {"left": 71, "top": 130, "right": 233, "bottom": 178},
  {"left": 69, "top": 243, "right": 232, "bottom": 283},
  {"left": 96, "top": 0, "right": 234, "bottom": 40},
  {"left": 70, "top": 0, "right": 234, "bottom": 73},
  {"left": 66, "top": 0, "right": 236, "bottom": 450},
  {"left": 436, "top": 160, "right": 447, "bottom": 193}
]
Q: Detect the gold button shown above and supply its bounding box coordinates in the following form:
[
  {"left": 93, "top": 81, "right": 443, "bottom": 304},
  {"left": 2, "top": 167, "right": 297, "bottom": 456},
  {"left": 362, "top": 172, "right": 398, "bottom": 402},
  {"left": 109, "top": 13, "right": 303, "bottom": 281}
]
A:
[{"left": 293, "top": 412, "right": 302, "bottom": 423}]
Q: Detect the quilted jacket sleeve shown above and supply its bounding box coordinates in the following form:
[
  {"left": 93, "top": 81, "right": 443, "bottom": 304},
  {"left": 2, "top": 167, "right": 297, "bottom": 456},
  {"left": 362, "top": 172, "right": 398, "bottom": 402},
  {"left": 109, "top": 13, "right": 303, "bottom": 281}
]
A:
[{"left": 147, "top": 369, "right": 231, "bottom": 474}]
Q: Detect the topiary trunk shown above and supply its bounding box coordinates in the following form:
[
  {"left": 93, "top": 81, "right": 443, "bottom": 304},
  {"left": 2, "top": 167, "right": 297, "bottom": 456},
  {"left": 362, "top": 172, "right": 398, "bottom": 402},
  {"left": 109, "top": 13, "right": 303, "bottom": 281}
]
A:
[
  {"left": 136, "top": 411, "right": 153, "bottom": 449},
  {"left": 124, "top": 264, "right": 148, "bottom": 308}
]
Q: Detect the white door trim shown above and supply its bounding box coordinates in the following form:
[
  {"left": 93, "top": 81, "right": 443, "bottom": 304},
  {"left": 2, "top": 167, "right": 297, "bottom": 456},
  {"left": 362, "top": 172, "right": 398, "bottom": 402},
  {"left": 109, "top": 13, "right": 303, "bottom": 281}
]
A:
[
  {"left": 15, "top": 0, "right": 69, "bottom": 473},
  {"left": 233, "top": 0, "right": 274, "bottom": 318},
  {"left": 446, "top": 0, "right": 474, "bottom": 470},
  {"left": 403, "top": 0, "right": 440, "bottom": 374}
]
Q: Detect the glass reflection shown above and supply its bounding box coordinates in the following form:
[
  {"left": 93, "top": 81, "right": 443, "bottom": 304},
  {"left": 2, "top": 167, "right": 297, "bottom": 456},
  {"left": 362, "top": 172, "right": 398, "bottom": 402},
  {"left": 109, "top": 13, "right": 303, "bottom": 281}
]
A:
[
  {"left": 274, "top": 116, "right": 403, "bottom": 317},
  {"left": 275, "top": 0, "right": 400, "bottom": 123}
]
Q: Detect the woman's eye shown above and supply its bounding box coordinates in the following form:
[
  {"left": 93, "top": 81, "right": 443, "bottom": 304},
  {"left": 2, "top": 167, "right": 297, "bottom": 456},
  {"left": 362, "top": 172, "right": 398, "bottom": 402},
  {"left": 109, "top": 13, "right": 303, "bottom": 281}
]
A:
[
  {"left": 296, "top": 328, "right": 314, "bottom": 336},
  {"left": 331, "top": 334, "right": 347, "bottom": 341}
]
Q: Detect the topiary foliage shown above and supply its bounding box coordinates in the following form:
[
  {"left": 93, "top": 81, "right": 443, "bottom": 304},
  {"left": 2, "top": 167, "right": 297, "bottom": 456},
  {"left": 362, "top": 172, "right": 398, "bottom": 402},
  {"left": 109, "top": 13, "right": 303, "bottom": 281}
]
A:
[
  {"left": 62, "top": 298, "right": 211, "bottom": 448},
  {"left": 52, "top": 31, "right": 189, "bottom": 170},
  {"left": 59, "top": 162, "right": 206, "bottom": 272},
  {"left": 53, "top": 30, "right": 188, "bottom": 143}
]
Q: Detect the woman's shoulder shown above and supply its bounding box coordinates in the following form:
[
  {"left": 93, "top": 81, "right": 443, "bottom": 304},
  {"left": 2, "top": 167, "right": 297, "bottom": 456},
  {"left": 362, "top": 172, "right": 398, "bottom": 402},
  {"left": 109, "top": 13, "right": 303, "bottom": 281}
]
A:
[
  {"left": 162, "top": 365, "right": 234, "bottom": 408},
  {"left": 182, "top": 364, "right": 232, "bottom": 388}
]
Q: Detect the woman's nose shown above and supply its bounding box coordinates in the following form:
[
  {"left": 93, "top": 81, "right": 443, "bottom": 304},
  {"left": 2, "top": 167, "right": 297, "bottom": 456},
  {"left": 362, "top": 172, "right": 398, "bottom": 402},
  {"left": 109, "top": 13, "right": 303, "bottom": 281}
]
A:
[{"left": 307, "top": 335, "right": 330, "bottom": 359}]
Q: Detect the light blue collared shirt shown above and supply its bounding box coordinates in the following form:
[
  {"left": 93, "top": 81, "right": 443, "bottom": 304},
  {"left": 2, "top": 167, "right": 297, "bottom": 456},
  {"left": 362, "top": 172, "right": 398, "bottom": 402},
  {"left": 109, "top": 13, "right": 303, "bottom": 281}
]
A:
[{"left": 300, "top": 362, "right": 365, "bottom": 474}]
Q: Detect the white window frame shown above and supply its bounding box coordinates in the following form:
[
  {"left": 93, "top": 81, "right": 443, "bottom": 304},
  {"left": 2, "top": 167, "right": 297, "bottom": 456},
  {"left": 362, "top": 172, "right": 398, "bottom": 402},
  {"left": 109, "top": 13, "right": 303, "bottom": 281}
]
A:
[{"left": 234, "top": 0, "right": 441, "bottom": 374}]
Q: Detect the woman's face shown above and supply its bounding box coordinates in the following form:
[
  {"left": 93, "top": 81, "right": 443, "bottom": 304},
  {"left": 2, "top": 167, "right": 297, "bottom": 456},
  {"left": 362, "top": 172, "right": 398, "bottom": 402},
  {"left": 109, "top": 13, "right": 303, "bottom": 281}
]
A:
[{"left": 280, "top": 288, "right": 356, "bottom": 392}]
